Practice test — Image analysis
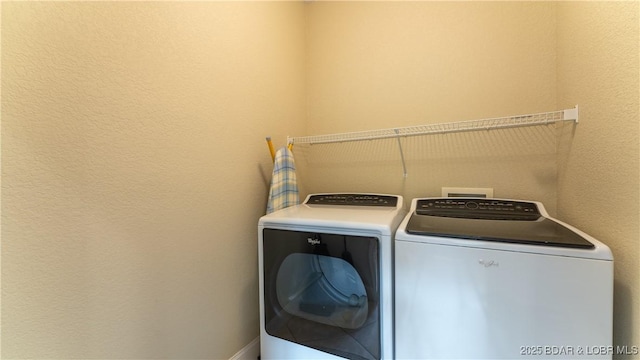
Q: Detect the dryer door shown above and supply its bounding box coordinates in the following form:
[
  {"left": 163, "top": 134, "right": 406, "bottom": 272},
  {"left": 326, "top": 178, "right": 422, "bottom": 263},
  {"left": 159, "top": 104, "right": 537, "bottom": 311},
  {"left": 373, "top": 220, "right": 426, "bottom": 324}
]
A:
[{"left": 262, "top": 228, "right": 380, "bottom": 360}]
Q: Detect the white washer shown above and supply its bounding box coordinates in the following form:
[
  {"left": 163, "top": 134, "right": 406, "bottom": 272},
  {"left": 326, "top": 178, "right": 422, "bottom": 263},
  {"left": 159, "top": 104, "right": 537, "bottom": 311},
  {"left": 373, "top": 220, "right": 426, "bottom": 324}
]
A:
[
  {"left": 259, "top": 193, "right": 406, "bottom": 360},
  {"left": 395, "top": 198, "right": 613, "bottom": 360}
]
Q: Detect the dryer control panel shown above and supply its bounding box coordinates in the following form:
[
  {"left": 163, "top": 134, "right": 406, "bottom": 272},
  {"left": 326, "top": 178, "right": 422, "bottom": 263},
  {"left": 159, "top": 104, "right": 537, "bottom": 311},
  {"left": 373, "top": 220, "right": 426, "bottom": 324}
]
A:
[
  {"left": 306, "top": 193, "right": 398, "bottom": 207},
  {"left": 416, "top": 198, "right": 540, "bottom": 220}
]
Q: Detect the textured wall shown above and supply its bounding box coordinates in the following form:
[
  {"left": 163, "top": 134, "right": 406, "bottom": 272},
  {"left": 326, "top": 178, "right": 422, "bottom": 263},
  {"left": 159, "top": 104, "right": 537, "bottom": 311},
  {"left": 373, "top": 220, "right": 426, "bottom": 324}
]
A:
[
  {"left": 3, "top": 1, "right": 638, "bottom": 359},
  {"left": 556, "top": 2, "right": 639, "bottom": 358},
  {"left": 1, "top": 2, "right": 305, "bottom": 358},
  {"left": 302, "top": 1, "right": 560, "bottom": 210}
]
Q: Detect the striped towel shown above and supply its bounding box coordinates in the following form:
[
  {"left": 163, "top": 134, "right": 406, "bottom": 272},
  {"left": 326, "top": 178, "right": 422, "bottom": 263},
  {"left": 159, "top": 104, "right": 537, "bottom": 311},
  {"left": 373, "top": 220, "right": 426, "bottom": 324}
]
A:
[{"left": 266, "top": 146, "right": 299, "bottom": 214}]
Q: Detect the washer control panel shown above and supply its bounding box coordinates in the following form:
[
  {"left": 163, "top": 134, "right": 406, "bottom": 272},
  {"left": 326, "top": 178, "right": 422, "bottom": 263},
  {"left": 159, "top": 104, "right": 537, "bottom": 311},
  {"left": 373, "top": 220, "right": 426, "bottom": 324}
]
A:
[
  {"left": 416, "top": 198, "right": 540, "bottom": 220},
  {"left": 306, "top": 194, "right": 398, "bottom": 207}
]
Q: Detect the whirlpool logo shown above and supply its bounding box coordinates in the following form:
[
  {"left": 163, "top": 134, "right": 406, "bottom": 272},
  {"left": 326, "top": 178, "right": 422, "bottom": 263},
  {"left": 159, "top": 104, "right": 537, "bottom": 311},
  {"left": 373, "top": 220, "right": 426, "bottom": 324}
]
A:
[
  {"left": 478, "top": 259, "right": 499, "bottom": 268},
  {"left": 307, "top": 237, "right": 321, "bottom": 245}
]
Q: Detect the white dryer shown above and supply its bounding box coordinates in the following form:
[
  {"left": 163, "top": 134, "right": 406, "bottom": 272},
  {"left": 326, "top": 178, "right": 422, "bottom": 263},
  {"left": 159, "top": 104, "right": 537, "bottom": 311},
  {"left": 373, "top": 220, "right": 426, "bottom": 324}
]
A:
[
  {"left": 258, "top": 194, "right": 406, "bottom": 360},
  {"left": 395, "top": 198, "right": 613, "bottom": 360}
]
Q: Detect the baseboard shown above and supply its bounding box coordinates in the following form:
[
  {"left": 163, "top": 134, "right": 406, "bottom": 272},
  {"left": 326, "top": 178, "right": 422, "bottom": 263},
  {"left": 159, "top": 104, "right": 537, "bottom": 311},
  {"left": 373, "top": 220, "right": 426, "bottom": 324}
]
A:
[{"left": 229, "top": 336, "right": 260, "bottom": 360}]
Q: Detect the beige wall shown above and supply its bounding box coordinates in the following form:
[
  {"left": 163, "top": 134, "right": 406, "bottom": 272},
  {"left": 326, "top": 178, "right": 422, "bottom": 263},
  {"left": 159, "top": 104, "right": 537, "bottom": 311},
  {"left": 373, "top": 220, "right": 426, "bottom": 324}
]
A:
[
  {"left": 1, "top": 2, "right": 305, "bottom": 358},
  {"left": 303, "top": 1, "right": 560, "bottom": 211},
  {"left": 556, "top": 2, "right": 639, "bottom": 357},
  {"left": 2, "top": 1, "right": 638, "bottom": 359}
]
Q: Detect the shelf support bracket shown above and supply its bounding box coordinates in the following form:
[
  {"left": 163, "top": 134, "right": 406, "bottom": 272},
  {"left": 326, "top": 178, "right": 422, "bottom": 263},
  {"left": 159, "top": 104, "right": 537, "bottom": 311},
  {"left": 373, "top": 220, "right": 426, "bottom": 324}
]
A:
[
  {"left": 394, "top": 129, "right": 408, "bottom": 178},
  {"left": 563, "top": 105, "right": 579, "bottom": 123}
]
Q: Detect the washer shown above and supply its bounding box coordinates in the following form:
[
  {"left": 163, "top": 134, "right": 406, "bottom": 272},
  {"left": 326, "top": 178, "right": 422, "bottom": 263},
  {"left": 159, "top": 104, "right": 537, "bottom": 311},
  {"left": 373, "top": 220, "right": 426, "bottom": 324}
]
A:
[
  {"left": 395, "top": 198, "right": 613, "bottom": 359},
  {"left": 259, "top": 193, "right": 406, "bottom": 360}
]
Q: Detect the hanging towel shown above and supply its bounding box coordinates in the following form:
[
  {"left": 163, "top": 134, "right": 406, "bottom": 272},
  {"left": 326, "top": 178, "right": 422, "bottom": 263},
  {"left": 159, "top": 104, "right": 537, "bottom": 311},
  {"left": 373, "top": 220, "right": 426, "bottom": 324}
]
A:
[{"left": 266, "top": 146, "right": 299, "bottom": 214}]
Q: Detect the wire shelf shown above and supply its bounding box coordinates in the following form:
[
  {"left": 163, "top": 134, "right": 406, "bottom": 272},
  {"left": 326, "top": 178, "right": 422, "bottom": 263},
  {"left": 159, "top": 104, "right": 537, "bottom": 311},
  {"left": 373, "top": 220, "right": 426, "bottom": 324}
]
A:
[{"left": 288, "top": 106, "right": 578, "bottom": 145}]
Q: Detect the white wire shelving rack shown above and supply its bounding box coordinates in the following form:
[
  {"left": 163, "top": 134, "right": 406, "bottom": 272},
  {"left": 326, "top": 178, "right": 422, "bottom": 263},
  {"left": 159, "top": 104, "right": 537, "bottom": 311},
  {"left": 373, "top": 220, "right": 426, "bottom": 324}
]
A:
[
  {"left": 286, "top": 106, "right": 579, "bottom": 177},
  {"left": 288, "top": 106, "right": 578, "bottom": 145}
]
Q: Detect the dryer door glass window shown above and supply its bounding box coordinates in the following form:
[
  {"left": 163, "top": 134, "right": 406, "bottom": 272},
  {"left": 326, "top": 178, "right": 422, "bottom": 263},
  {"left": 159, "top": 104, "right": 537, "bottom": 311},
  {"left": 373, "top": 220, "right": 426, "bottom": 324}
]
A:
[{"left": 263, "top": 229, "right": 380, "bottom": 360}]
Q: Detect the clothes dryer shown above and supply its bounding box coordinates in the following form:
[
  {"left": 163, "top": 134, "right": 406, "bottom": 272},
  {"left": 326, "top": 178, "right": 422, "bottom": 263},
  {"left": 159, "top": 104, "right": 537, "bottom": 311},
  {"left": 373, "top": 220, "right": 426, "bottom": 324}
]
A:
[
  {"left": 259, "top": 194, "right": 406, "bottom": 360},
  {"left": 394, "top": 198, "right": 613, "bottom": 359}
]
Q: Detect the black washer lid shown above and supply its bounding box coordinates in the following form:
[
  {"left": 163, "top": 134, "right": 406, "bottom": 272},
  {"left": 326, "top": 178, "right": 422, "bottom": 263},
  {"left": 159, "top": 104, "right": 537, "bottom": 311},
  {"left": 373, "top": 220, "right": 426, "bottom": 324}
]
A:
[{"left": 406, "top": 199, "right": 594, "bottom": 249}]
